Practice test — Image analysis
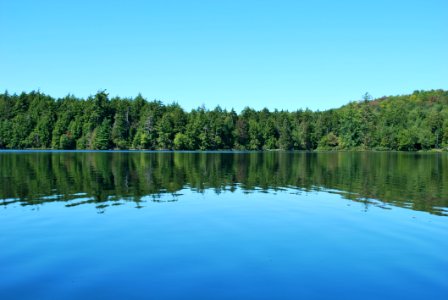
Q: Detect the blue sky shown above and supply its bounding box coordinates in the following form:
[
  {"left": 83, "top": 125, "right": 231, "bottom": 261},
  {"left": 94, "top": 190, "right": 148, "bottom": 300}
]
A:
[{"left": 1, "top": 0, "right": 447, "bottom": 111}]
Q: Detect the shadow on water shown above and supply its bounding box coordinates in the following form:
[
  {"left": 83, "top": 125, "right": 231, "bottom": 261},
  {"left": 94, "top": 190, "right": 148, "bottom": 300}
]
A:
[{"left": 0, "top": 151, "right": 447, "bottom": 215}]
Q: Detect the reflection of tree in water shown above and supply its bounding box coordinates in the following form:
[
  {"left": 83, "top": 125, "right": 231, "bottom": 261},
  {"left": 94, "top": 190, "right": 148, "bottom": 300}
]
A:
[{"left": 0, "top": 151, "right": 447, "bottom": 215}]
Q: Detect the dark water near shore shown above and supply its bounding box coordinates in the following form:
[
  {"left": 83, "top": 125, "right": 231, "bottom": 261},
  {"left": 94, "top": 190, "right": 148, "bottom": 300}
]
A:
[{"left": 1, "top": 151, "right": 447, "bottom": 299}]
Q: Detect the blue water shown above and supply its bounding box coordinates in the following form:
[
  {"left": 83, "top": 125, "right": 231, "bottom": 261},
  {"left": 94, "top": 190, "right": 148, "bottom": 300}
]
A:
[
  {"left": 1, "top": 151, "right": 447, "bottom": 299},
  {"left": 1, "top": 188, "right": 447, "bottom": 299}
]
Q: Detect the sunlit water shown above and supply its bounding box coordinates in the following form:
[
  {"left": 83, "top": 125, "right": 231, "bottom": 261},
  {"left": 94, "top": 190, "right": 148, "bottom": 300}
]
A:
[{"left": 1, "top": 151, "right": 447, "bottom": 299}]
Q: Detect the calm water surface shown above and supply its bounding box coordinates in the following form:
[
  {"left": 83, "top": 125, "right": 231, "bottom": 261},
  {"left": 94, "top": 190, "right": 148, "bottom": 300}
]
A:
[{"left": 0, "top": 151, "right": 447, "bottom": 299}]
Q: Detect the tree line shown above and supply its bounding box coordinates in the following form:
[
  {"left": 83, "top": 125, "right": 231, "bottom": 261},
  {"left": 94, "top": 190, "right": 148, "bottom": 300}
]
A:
[{"left": 0, "top": 89, "right": 447, "bottom": 151}]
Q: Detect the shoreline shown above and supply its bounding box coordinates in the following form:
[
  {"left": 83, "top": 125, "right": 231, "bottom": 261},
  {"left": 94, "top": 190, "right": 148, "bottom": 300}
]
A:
[{"left": 0, "top": 148, "right": 446, "bottom": 153}]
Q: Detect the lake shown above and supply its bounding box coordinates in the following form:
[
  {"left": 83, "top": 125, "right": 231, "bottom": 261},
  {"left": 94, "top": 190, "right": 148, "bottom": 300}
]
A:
[{"left": 0, "top": 151, "right": 447, "bottom": 299}]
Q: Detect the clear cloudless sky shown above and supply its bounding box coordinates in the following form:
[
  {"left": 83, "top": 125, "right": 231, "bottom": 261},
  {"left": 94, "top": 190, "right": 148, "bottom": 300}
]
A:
[{"left": 1, "top": 0, "right": 447, "bottom": 111}]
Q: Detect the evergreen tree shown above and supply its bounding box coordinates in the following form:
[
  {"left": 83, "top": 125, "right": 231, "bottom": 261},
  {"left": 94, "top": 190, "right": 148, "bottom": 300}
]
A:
[{"left": 93, "top": 119, "right": 112, "bottom": 150}]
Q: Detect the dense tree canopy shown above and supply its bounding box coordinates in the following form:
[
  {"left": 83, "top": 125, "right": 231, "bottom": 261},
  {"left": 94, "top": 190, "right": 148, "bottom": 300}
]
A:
[{"left": 0, "top": 89, "right": 447, "bottom": 151}]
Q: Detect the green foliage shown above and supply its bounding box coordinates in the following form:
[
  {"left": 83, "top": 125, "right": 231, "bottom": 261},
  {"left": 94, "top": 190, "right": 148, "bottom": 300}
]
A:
[
  {"left": 278, "top": 118, "right": 293, "bottom": 150},
  {"left": 60, "top": 133, "right": 76, "bottom": 149},
  {"left": 318, "top": 132, "right": 339, "bottom": 150},
  {"left": 0, "top": 89, "right": 447, "bottom": 151},
  {"left": 93, "top": 119, "right": 112, "bottom": 150},
  {"left": 173, "top": 133, "right": 190, "bottom": 150}
]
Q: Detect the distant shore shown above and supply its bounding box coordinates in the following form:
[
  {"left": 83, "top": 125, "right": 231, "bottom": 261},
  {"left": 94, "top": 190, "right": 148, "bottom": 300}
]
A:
[{"left": 1, "top": 90, "right": 447, "bottom": 151}]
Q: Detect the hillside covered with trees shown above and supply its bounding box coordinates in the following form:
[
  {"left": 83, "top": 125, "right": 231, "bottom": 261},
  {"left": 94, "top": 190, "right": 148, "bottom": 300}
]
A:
[{"left": 0, "top": 90, "right": 447, "bottom": 151}]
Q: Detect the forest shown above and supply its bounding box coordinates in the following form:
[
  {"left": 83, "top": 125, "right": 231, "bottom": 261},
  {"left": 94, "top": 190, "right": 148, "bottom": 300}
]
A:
[{"left": 0, "top": 89, "right": 447, "bottom": 151}]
